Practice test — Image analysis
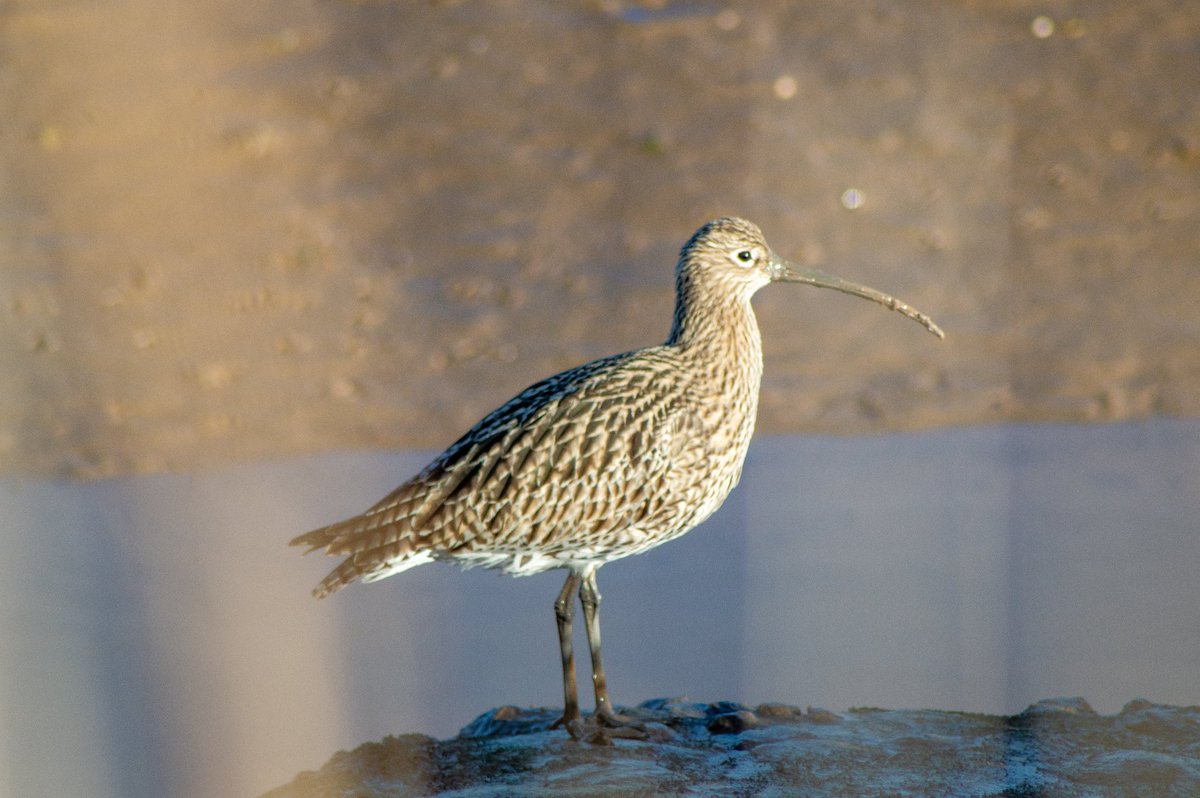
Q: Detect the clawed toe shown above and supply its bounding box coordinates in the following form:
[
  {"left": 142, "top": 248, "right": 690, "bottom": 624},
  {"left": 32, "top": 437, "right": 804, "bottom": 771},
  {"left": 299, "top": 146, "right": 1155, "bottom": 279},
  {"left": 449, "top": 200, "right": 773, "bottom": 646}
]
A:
[
  {"left": 594, "top": 708, "right": 644, "bottom": 731},
  {"left": 551, "top": 713, "right": 586, "bottom": 740},
  {"left": 555, "top": 708, "right": 647, "bottom": 743}
]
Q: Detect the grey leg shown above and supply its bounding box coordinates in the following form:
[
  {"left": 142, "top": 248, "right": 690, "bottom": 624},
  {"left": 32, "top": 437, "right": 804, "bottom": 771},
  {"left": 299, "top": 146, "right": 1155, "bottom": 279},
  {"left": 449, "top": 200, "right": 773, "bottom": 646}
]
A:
[
  {"left": 553, "top": 571, "right": 583, "bottom": 736},
  {"left": 578, "top": 571, "right": 613, "bottom": 719},
  {"left": 580, "top": 570, "right": 643, "bottom": 734}
]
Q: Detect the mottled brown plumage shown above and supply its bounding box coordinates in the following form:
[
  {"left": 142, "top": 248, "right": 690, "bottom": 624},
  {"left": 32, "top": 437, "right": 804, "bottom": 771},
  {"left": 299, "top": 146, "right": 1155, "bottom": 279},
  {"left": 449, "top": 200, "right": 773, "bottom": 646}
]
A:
[{"left": 291, "top": 217, "right": 943, "bottom": 739}]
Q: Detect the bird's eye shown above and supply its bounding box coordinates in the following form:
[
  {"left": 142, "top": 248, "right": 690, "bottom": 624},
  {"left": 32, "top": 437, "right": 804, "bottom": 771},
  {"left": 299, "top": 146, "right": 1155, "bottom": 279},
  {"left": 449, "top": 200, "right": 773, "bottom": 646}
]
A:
[{"left": 736, "top": 250, "right": 754, "bottom": 263}]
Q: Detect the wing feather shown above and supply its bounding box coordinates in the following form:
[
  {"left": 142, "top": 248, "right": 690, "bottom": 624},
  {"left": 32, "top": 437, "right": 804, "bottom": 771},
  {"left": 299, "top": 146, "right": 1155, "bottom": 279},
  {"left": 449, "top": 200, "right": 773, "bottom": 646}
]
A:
[{"left": 291, "top": 347, "right": 701, "bottom": 594}]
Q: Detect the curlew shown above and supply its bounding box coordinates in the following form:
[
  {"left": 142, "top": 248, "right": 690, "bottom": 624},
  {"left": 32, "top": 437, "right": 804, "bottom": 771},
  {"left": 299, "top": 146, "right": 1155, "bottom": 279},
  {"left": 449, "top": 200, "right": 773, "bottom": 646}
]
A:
[{"left": 291, "top": 217, "right": 943, "bottom": 739}]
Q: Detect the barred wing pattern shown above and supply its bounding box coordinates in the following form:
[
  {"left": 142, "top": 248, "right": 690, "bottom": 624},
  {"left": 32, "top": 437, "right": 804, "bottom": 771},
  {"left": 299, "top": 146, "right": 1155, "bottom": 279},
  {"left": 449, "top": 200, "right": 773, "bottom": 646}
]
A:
[{"left": 290, "top": 347, "right": 719, "bottom": 597}]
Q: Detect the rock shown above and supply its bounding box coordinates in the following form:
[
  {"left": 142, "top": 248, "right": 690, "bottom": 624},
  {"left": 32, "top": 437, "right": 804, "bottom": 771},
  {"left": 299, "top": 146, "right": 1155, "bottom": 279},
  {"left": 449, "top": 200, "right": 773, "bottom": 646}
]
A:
[{"left": 261, "top": 699, "right": 1200, "bottom": 798}]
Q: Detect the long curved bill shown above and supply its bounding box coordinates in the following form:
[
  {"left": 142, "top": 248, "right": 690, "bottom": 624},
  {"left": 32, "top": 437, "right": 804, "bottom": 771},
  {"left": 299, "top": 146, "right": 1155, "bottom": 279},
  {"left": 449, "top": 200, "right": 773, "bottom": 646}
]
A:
[{"left": 768, "top": 254, "right": 945, "bottom": 339}]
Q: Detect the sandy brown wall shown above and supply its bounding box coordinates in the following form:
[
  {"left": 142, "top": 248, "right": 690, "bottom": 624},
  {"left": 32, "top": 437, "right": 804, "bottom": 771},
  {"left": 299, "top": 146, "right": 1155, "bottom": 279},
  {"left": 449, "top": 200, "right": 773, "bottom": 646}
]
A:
[{"left": 1, "top": 0, "right": 1197, "bottom": 477}]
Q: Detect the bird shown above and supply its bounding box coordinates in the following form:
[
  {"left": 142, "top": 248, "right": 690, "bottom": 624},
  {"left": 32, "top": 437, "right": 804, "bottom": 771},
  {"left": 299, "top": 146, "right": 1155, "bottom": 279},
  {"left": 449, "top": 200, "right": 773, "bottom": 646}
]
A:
[{"left": 290, "top": 217, "right": 943, "bottom": 740}]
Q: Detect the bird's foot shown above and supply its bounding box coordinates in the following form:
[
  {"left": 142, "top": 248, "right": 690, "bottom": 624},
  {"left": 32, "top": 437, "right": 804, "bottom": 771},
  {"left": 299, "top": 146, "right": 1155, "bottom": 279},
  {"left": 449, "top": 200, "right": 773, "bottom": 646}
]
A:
[
  {"left": 554, "top": 706, "right": 651, "bottom": 743},
  {"left": 580, "top": 707, "right": 648, "bottom": 744},
  {"left": 551, "top": 712, "right": 586, "bottom": 740},
  {"left": 594, "top": 707, "right": 644, "bottom": 731}
]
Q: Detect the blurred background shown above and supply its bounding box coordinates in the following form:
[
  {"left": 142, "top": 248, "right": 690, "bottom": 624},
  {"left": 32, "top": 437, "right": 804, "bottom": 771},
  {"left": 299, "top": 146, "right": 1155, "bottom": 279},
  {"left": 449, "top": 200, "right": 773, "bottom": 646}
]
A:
[{"left": 1, "top": 1, "right": 1197, "bottom": 796}]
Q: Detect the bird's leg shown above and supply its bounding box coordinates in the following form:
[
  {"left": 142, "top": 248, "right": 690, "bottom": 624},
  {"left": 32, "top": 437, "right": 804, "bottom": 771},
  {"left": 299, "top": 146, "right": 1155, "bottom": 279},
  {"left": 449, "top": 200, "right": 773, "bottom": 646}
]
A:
[
  {"left": 552, "top": 572, "right": 583, "bottom": 737},
  {"left": 580, "top": 571, "right": 643, "bottom": 734}
]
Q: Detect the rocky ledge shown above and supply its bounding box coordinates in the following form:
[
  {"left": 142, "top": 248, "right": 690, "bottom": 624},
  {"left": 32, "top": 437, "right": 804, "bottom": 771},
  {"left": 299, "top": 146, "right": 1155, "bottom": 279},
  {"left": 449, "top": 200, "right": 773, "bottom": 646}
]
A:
[{"left": 263, "top": 697, "right": 1200, "bottom": 797}]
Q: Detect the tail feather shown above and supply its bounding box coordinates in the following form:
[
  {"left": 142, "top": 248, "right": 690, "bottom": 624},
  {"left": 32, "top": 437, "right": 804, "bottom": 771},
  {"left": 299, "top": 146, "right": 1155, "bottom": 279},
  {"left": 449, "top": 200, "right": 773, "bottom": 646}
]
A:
[
  {"left": 289, "top": 514, "right": 394, "bottom": 556},
  {"left": 309, "top": 542, "right": 434, "bottom": 598},
  {"left": 292, "top": 515, "right": 432, "bottom": 598},
  {"left": 292, "top": 474, "right": 443, "bottom": 597},
  {"left": 311, "top": 557, "right": 364, "bottom": 599},
  {"left": 288, "top": 523, "right": 341, "bottom": 553}
]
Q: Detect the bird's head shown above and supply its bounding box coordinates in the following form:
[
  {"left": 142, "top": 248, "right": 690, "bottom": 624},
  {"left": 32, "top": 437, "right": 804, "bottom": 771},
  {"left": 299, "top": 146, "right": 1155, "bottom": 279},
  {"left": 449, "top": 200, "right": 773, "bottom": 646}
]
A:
[{"left": 676, "top": 216, "right": 944, "bottom": 339}]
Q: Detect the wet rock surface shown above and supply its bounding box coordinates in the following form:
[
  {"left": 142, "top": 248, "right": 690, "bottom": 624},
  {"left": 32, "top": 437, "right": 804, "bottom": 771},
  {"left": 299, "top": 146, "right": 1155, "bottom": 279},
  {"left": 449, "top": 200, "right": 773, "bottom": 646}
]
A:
[{"left": 263, "top": 698, "right": 1200, "bottom": 797}]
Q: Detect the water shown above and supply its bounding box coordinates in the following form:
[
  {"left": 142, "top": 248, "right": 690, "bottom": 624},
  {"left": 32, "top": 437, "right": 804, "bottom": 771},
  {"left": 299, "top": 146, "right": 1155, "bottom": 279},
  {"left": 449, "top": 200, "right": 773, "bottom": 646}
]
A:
[{"left": 1, "top": 420, "right": 1197, "bottom": 797}]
